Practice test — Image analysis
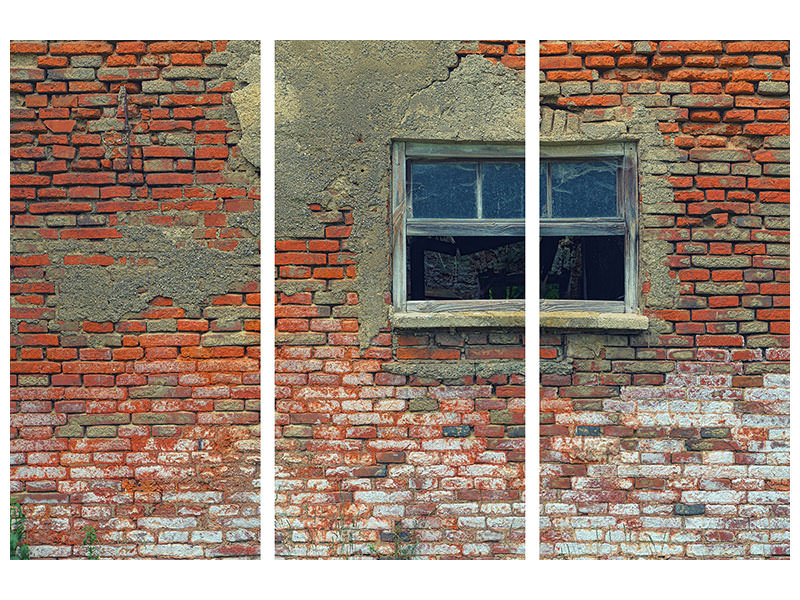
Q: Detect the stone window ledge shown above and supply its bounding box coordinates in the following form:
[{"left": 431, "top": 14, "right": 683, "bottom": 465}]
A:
[
  {"left": 392, "top": 311, "right": 525, "bottom": 330},
  {"left": 539, "top": 311, "right": 649, "bottom": 332}
]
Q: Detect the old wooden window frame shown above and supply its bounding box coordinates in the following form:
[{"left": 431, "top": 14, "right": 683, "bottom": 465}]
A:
[
  {"left": 392, "top": 141, "right": 525, "bottom": 313},
  {"left": 540, "top": 141, "right": 639, "bottom": 314}
]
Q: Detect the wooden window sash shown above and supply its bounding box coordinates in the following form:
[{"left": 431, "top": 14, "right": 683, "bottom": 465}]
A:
[
  {"left": 405, "top": 142, "right": 525, "bottom": 159},
  {"left": 392, "top": 141, "right": 525, "bottom": 313},
  {"left": 539, "top": 141, "right": 639, "bottom": 314},
  {"left": 539, "top": 220, "right": 624, "bottom": 237},
  {"left": 407, "top": 220, "right": 524, "bottom": 237},
  {"left": 392, "top": 142, "right": 407, "bottom": 312}
]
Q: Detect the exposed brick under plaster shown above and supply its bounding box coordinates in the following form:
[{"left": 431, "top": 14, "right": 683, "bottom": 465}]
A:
[
  {"left": 540, "top": 40, "right": 789, "bottom": 559},
  {"left": 10, "top": 40, "right": 261, "bottom": 559}
]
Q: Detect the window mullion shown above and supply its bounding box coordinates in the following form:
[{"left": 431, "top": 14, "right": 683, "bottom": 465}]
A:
[
  {"left": 408, "top": 220, "right": 524, "bottom": 237},
  {"left": 546, "top": 162, "right": 552, "bottom": 218},
  {"left": 476, "top": 162, "right": 483, "bottom": 219},
  {"left": 406, "top": 160, "right": 413, "bottom": 218},
  {"left": 539, "top": 220, "right": 625, "bottom": 237},
  {"left": 617, "top": 158, "right": 623, "bottom": 218}
]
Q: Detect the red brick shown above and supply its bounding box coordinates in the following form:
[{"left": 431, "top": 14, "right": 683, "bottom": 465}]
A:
[
  {"left": 325, "top": 226, "right": 352, "bottom": 238},
  {"left": 149, "top": 41, "right": 204, "bottom": 53},
  {"left": 557, "top": 95, "right": 620, "bottom": 107},
  {"left": 659, "top": 41, "right": 723, "bottom": 54},
  {"left": 61, "top": 228, "right": 122, "bottom": 240},
  {"left": 138, "top": 333, "right": 200, "bottom": 347},
  {"left": 669, "top": 69, "right": 730, "bottom": 82},
  {"left": 50, "top": 41, "right": 114, "bottom": 54},
  {"left": 743, "top": 123, "right": 789, "bottom": 136},
  {"left": 652, "top": 55, "right": 682, "bottom": 69},
  {"left": 546, "top": 70, "right": 597, "bottom": 82},
  {"left": 540, "top": 42, "right": 568, "bottom": 55},
  {"left": 11, "top": 42, "right": 48, "bottom": 54},
  {"left": 696, "top": 335, "right": 744, "bottom": 347},
  {"left": 726, "top": 41, "right": 789, "bottom": 54},
  {"left": 572, "top": 41, "right": 632, "bottom": 54},
  {"left": 171, "top": 53, "right": 204, "bottom": 65},
  {"left": 275, "top": 252, "right": 326, "bottom": 265},
  {"left": 540, "top": 56, "right": 582, "bottom": 70},
  {"left": 585, "top": 55, "right": 615, "bottom": 69},
  {"left": 313, "top": 267, "right": 344, "bottom": 279}
]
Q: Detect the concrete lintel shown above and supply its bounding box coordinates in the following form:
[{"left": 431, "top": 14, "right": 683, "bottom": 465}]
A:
[
  {"left": 392, "top": 311, "right": 525, "bottom": 330},
  {"left": 540, "top": 311, "right": 649, "bottom": 332}
]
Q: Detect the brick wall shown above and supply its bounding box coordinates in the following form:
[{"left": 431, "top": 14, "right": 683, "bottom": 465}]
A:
[
  {"left": 275, "top": 40, "right": 525, "bottom": 559},
  {"left": 10, "top": 40, "right": 261, "bottom": 559},
  {"left": 276, "top": 220, "right": 525, "bottom": 560},
  {"left": 539, "top": 40, "right": 789, "bottom": 559},
  {"left": 457, "top": 40, "right": 526, "bottom": 70}
]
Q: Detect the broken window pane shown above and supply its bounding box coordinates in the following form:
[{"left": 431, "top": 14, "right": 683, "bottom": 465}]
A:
[
  {"left": 549, "top": 159, "right": 618, "bottom": 219},
  {"left": 540, "top": 235, "right": 624, "bottom": 301},
  {"left": 482, "top": 162, "right": 524, "bottom": 219},
  {"left": 410, "top": 162, "right": 477, "bottom": 219},
  {"left": 407, "top": 236, "right": 524, "bottom": 301}
]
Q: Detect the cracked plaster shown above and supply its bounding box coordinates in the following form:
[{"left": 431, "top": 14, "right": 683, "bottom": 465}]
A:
[
  {"left": 275, "top": 41, "right": 525, "bottom": 347},
  {"left": 10, "top": 42, "right": 262, "bottom": 330}
]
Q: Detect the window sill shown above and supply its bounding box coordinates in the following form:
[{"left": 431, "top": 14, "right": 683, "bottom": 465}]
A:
[
  {"left": 539, "top": 311, "right": 649, "bottom": 332},
  {"left": 392, "top": 310, "right": 525, "bottom": 330}
]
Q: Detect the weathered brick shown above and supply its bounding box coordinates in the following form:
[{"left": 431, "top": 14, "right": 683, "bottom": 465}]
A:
[
  {"left": 131, "top": 412, "right": 196, "bottom": 425},
  {"left": 442, "top": 426, "right": 471, "bottom": 438},
  {"left": 409, "top": 398, "right": 439, "bottom": 412},
  {"left": 675, "top": 503, "right": 705, "bottom": 516}
]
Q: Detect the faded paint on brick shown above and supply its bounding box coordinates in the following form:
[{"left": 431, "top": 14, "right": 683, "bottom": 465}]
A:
[
  {"left": 10, "top": 40, "right": 261, "bottom": 559},
  {"left": 539, "top": 40, "right": 789, "bottom": 560}
]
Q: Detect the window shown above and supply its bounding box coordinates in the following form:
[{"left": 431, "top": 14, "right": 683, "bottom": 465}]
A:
[
  {"left": 540, "top": 142, "right": 638, "bottom": 313},
  {"left": 392, "top": 142, "right": 525, "bottom": 313}
]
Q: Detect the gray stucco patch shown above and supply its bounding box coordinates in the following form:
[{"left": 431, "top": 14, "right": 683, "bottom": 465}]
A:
[
  {"left": 382, "top": 359, "right": 525, "bottom": 379},
  {"left": 52, "top": 226, "right": 259, "bottom": 322},
  {"left": 230, "top": 52, "right": 260, "bottom": 169},
  {"left": 641, "top": 239, "right": 679, "bottom": 310},
  {"left": 399, "top": 54, "right": 525, "bottom": 139}
]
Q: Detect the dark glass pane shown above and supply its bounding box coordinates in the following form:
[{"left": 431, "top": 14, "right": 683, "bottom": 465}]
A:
[
  {"left": 550, "top": 159, "right": 618, "bottom": 218},
  {"left": 540, "top": 235, "right": 624, "bottom": 301},
  {"left": 482, "top": 162, "right": 524, "bottom": 219},
  {"left": 407, "top": 236, "right": 524, "bottom": 301},
  {"left": 410, "top": 162, "right": 477, "bottom": 218},
  {"left": 539, "top": 162, "right": 548, "bottom": 217}
]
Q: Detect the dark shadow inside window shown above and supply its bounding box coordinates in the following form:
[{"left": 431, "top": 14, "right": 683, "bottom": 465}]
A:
[
  {"left": 540, "top": 236, "right": 624, "bottom": 301},
  {"left": 407, "top": 236, "right": 525, "bottom": 301}
]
